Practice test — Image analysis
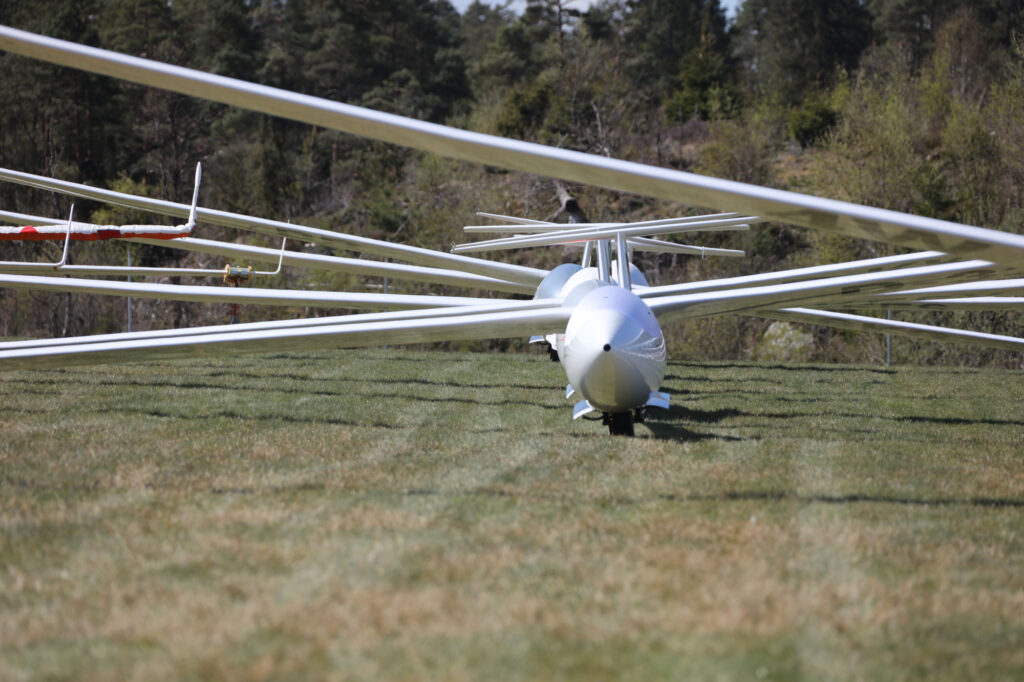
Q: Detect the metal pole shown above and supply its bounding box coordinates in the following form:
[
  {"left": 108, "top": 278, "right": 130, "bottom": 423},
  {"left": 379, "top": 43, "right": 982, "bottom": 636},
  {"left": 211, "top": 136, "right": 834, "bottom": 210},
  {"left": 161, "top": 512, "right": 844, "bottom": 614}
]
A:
[
  {"left": 596, "top": 240, "right": 611, "bottom": 282},
  {"left": 581, "top": 241, "right": 593, "bottom": 268},
  {"left": 886, "top": 308, "right": 891, "bottom": 366},
  {"left": 615, "top": 231, "right": 631, "bottom": 289},
  {"left": 127, "top": 248, "right": 132, "bottom": 332}
]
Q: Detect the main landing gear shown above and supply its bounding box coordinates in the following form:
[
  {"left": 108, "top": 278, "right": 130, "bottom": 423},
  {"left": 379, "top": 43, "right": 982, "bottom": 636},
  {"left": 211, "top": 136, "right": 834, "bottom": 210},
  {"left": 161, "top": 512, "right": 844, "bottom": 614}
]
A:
[{"left": 603, "top": 408, "right": 646, "bottom": 437}]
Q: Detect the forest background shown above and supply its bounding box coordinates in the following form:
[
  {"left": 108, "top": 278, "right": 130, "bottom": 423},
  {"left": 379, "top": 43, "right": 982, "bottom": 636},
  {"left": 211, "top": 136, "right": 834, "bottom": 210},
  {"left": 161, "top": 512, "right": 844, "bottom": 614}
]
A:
[{"left": 2, "top": 0, "right": 1023, "bottom": 368}]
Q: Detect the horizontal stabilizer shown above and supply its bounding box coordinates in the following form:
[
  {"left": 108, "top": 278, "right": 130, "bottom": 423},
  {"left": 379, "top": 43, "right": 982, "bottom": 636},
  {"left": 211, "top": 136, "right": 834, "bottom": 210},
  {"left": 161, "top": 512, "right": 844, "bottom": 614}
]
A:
[
  {"left": 465, "top": 212, "right": 743, "bottom": 233},
  {"left": 453, "top": 215, "right": 757, "bottom": 253},
  {"left": 628, "top": 237, "right": 745, "bottom": 258}
]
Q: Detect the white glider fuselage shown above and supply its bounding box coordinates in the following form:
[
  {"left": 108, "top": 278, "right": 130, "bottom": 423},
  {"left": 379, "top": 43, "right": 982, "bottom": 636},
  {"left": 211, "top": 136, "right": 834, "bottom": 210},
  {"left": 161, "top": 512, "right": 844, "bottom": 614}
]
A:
[{"left": 556, "top": 271, "right": 667, "bottom": 414}]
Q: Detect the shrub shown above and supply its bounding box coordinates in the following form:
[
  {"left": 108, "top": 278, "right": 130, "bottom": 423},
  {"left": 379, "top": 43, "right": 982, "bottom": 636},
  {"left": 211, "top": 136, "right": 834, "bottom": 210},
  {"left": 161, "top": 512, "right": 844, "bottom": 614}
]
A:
[{"left": 788, "top": 100, "right": 838, "bottom": 148}]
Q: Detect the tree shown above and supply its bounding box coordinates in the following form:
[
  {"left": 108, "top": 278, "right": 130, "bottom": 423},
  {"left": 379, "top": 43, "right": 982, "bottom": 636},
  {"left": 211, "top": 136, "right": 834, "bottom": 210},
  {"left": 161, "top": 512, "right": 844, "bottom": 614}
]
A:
[
  {"left": 460, "top": 0, "right": 514, "bottom": 68},
  {"left": 867, "top": 0, "right": 1024, "bottom": 72},
  {"left": 664, "top": 37, "right": 740, "bottom": 121},
  {"left": 623, "top": 0, "right": 729, "bottom": 101},
  {"left": 734, "top": 0, "right": 872, "bottom": 104},
  {"left": 470, "top": 3, "right": 557, "bottom": 94}
]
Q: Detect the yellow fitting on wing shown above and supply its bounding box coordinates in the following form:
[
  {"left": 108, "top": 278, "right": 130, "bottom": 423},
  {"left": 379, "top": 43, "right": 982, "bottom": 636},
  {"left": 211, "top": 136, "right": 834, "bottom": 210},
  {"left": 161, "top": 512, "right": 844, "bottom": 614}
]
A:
[{"left": 223, "top": 264, "right": 253, "bottom": 285}]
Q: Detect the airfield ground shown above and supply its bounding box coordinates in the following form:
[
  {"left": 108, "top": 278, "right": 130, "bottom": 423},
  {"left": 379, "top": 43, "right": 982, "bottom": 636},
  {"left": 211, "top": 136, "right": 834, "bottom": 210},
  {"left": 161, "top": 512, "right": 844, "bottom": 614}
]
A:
[{"left": 1, "top": 349, "right": 1022, "bottom": 680}]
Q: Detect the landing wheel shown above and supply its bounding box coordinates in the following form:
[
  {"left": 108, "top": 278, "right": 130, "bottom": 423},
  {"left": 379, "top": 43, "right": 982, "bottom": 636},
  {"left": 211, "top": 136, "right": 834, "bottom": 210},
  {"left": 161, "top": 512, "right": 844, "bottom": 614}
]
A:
[
  {"left": 604, "top": 411, "right": 635, "bottom": 437},
  {"left": 546, "top": 344, "right": 559, "bottom": 362}
]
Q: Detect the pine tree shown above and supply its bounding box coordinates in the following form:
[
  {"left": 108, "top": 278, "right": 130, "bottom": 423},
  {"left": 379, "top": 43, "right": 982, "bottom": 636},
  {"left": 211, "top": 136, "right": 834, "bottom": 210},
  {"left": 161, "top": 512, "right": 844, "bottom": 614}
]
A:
[
  {"left": 623, "top": 0, "right": 729, "bottom": 101},
  {"left": 734, "top": 0, "right": 872, "bottom": 104}
]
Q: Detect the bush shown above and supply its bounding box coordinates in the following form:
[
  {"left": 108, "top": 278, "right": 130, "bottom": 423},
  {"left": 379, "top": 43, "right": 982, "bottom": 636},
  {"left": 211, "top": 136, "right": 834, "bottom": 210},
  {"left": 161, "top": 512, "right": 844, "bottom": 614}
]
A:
[
  {"left": 495, "top": 81, "right": 552, "bottom": 139},
  {"left": 788, "top": 100, "right": 838, "bottom": 147}
]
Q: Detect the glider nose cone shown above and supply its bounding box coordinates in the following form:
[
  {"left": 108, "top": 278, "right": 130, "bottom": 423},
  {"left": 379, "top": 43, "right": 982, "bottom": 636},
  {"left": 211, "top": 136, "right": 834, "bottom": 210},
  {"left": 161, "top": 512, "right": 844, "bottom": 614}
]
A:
[{"left": 563, "top": 306, "right": 666, "bottom": 413}]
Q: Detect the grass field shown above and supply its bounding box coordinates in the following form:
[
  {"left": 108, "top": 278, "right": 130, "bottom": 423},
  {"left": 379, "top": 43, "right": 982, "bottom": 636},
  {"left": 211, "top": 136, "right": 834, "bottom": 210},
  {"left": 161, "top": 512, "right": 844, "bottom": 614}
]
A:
[{"left": 1, "top": 349, "right": 1023, "bottom": 680}]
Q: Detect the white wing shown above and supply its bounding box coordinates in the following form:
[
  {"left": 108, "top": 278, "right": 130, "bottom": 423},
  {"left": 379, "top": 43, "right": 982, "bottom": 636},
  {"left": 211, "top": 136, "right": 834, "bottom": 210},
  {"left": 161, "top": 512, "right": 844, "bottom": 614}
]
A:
[
  {"left": 0, "top": 272, "right": 512, "bottom": 311},
  {"left": 0, "top": 166, "right": 547, "bottom": 286},
  {"left": 646, "top": 260, "right": 998, "bottom": 322},
  {"left": 0, "top": 209, "right": 534, "bottom": 294},
  {"left": 831, "top": 279, "right": 1024, "bottom": 308},
  {"left": 759, "top": 308, "right": 1024, "bottom": 353},
  {"left": 0, "top": 304, "right": 571, "bottom": 370},
  {"left": 1, "top": 24, "right": 1022, "bottom": 367},
  {"left": 859, "top": 297, "right": 1024, "bottom": 311},
  {"left": 636, "top": 252, "right": 988, "bottom": 300},
  {"left": 0, "top": 298, "right": 561, "bottom": 353},
  {"left": 3, "top": 25, "right": 1023, "bottom": 268},
  {"left": 0, "top": 221, "right": 190, "bottom": 240}
]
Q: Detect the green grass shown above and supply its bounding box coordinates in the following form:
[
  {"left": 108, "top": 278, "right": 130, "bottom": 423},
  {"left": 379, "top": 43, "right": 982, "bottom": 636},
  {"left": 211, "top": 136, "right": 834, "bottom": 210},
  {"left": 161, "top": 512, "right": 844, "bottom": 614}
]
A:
[{"left": 1, "top": 349, "right": 1023, "bottom": 681}]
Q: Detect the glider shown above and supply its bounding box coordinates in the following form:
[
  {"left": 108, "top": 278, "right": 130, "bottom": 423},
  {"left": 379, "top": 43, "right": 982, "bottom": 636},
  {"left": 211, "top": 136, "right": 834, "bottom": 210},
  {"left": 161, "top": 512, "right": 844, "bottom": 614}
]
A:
[{"left": 1, "top": 25, "right": 1022, "bottom": 436}]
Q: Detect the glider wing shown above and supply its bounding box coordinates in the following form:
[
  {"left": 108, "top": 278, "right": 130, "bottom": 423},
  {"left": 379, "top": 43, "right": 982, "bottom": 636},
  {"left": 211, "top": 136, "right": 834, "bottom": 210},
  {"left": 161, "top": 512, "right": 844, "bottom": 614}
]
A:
[{"left": 3, "top": 26, "right": 1024, "bottom": 268}]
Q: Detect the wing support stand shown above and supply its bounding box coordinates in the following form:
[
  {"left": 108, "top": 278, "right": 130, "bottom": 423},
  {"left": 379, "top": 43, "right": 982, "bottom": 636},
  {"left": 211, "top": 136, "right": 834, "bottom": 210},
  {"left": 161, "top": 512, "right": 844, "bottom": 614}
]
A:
[
  {"left": 183, "top": 162, "right": 201, "bottom": 232},
  {"left": 255, "top": 237, "right": 287, "bottom": 276},
  {"left": 222, "top": 237, "right": 287, "bottom": 323},
  {"left": 54, "top": 205, "right": 74, "bottom": 269},
  {"left": 0, "top": 204, "right": 75, "bottom": 271}
]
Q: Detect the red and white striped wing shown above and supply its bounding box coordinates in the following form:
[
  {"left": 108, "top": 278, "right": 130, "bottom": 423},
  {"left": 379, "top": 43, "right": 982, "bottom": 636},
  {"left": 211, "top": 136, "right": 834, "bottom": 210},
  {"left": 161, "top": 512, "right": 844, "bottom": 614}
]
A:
[{"left": 0, "top": 222, "right": 191, "bottom": 241}]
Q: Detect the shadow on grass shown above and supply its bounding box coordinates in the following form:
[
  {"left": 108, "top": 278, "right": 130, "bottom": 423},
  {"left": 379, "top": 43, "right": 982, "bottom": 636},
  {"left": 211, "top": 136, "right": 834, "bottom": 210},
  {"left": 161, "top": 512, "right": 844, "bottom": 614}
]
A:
[
  {"left": 7, "top": 372, "right": 558, "bottom": 393},
  {"left": 357, "top": 486, "right": 1024, "bottom": 510},
  {"left": 10, "top": 470, "right": 1023, "bottom": 509},
  {"left": 677, "top": 362, "right": 898, "bottom": 375},
  {"left": 93, "top": 406, "right": 404, "bottom": 430},
  {"left": 6, "top": 376, "right": 566, "bottom": 412},
  {"left": 556, "top": 400, "right": 991, "bottom": 443},
  {"left": 638, "top": 405, "right": 750, "bottom": 442},
  {"left": 656, "top": 490, "right": 1024, "bottom": 509},
  {"left": 664, "top": 374, "right": 779, "bottom": 385},
  {"left": 896, "top": 414, "right": 1024, "bottom": 427},
  {"left": 11, "top": 366, "right": 1023, "bottom": 440},
  {"left": 210, "top": 370, "right": 559, "bottom": 392},
  {"left": 644, "top": 423, "right": 748, "bottom": 442},
  {"left": 208, "top": 482, "right": 324, "bottom": 495},
  {"left": 653, "top": 401, "right": 1024, "bottom": 431}
]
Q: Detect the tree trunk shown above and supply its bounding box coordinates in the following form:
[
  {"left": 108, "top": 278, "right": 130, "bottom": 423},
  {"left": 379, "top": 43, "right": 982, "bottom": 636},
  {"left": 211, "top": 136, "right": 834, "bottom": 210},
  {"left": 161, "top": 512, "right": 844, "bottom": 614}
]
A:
[{"left": 554, "top": 182, "right": 589, "bottom": 224}]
